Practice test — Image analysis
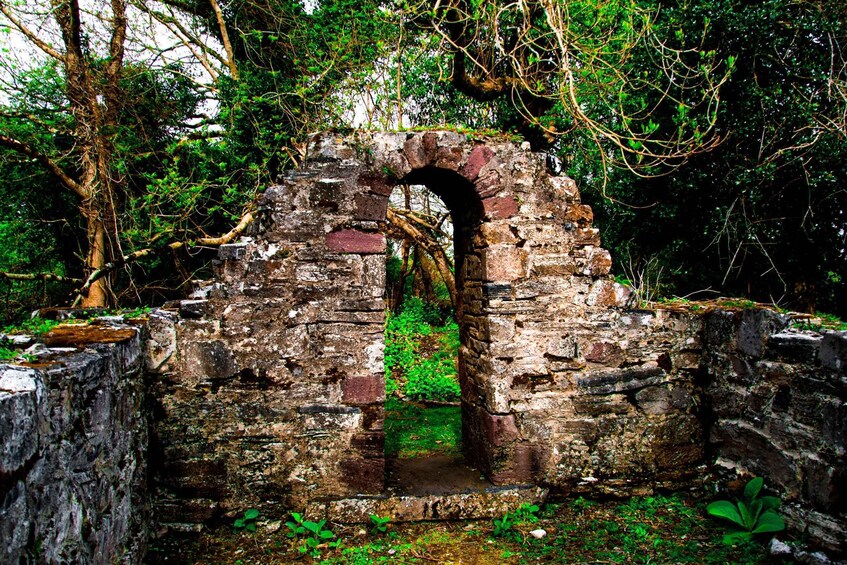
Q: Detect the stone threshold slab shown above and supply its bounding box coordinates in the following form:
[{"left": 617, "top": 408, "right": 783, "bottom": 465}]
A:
[{"left": 307, "top": 455, "right": 548, "bottom": 523}]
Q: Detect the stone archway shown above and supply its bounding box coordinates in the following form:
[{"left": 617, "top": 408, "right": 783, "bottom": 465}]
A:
[{"left": 153, "top": 131, "right": 706, "bottom": 525}]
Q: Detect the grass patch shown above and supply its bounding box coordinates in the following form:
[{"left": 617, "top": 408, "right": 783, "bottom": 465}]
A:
[{"left": 384, "top": 398, "right": 461, "bottom": 458}]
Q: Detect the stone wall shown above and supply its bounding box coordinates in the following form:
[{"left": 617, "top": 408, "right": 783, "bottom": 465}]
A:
[
  {"left": 147, "top": 131, "right": 844, "bottom": 556},
  {"left": 149, "top": 132, "right": 708, "bottom": 524},
  {"left": 703, "top": 309, "right": 847, "bottom": 553},
  {"left": 0, "top": 322, "right": 148, "bottom": 564}
]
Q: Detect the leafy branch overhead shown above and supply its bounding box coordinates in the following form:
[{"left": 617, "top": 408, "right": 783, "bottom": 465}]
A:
[{"left": 414, "top": 0, "right": 735, "bottom": 172}]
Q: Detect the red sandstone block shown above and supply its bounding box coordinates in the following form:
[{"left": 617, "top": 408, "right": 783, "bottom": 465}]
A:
[
  {"left": 358, "top": 173, "right": 394, "bottom": 196},
  {"left": 481, "top": 411, "right": 520, "bottom": 446},
  {"left": 489, "top": 444, "right": 542, "bottom": 485},
  {"left": 460, "top": 145, "right": 495, "bottom": 181},
  {"left": 342, "top": 374, "right": 385, "bottom": 404},
  {"left": 326, "top": 230, "right": 386, "bottom": 254},
  {"left": 340, "top": 457, "right": 385, "bottom": 493},
  {"left": 482, "top": 196, "right": 519, "bottom": 220},
  {"left": 585, "top": 341, "right": 625, "bottom": 366}
]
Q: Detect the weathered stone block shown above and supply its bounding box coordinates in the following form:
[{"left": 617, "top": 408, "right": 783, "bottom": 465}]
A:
[
  {"left": 325, "top": 230, "right": 386, "bottom": 254},
  {"left": 436, "top": 145, "right": 464, "bottom": 171},
  {"left": 351, "top": 431, "right": 385, "bottom": 458},
  {"left": 737, "top": 308, "right": 789, "bottom": 358},
  {"left": 546, "top": 335, "right": 579, "bottom": 359},
  {"left": 489, "top": 444, "right": 548, "bottom": 485},
  {"left": 634, "top": 386, "right": 673, "bottom": 415},
  {"left": 480, "top": 222, "right": 518, "bottom": 245},
  {"left": 576, "top": 364, "right": 666, "bottom": 395},
  {"left": 0, "top": 367, "right": 41, "bottom": 474},
  {"left": 820, "top": 331, "right": 847, "bottom": 372},
  {"left": 766, "top": 332, "right": 821, "bottom": 364},
  {"left": 357, "top": 173, "right": 395, "bottom": 196},
  {"left": 563, "top": 204, "right": 594, "bottom": 226},
  {"left": 354, "top": 193, "right": 389, "bottom": 221},
  {"left": 584, "top": 341, "right": 625, "bottom": 366},
  {"left": 218, "top": 242, "right": 247, "bottom": 261},
  {"left": 802, "top": 455, "right": 844, "bottom": 513},
  {"left": 482, "top": 247, "right": 528, "bottom": 281},
  {"left": 183, "top": 340, "right": 236, "bottom": 381},
  {"left": 342, "top": 374, "right": 385, "bottom": 405},
  {"left": 340, "top": 458, "right": 384, "bottom": 493},
  {"left": 573, "top": 394, "right": 631, "bottom": 416},
  {"left": 480, "top": 410, "right": 520, "bottom": 446},
  {"left": 482, "top": 196, "right": 519, "bottom": 219},
  {"left": 710, "top": 422, "right": 800, "bottom": 496}
]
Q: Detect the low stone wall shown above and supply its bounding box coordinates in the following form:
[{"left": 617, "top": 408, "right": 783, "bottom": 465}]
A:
[
  {"left": 703, "top": 309, "right": 847, "bottom": 554},
  {"left": 0, "top": 322, "right": 148, "bottom": 564}
]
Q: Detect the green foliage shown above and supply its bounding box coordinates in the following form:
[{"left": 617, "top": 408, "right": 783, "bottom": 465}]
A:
[
  {"left": 232, "top": 508, "right": 260, "bottom": 533},
  {"left": 792, "top": 312, "right": 847, "bottom": 332},
  {"left": 2, "top": 317, "right": 60, "bottom": 336},
  {"left": 491, "top": 503, "right": 540, "bottom": 540},
  {"left": 707, "top": 477, "right": 785, "bottom": 545},
  {"left": 0, "top": 345, "right": 21, "bottom": 362},
  {"left": 369, "top": 515, "right": 391, "bottom": 535},
  {"left": 285, "top": 512, "right": 342, "bottom": 558},
  {"left": 579, "top": 0, "right": 847, "bottom": 317},
  {"left": 384, "top": 298, "right": 460, "bottom": 402}
]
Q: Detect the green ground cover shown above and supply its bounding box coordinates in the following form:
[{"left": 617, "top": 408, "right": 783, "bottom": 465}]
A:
[{"left": 146, "top": 493, "right": 774, "bottom": 564}]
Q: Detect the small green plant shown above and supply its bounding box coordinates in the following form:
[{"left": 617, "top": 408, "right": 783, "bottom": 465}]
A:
[
  {"left": 369, "top": 514, "right": 390, "bottom": 535},
  {"left": 491, "top": 503, "right": 540, "bottom": 540},
  {"left": 233, "top": 508, "right": 260, "bottom": 532},
  {"left": 707, "top": 477, "right": 785, "bottom": 545},
  {"left": 2, "top": 317, "right": 60, "bottom": 336},
  {"left": 492, "top": 513, "right": 515, "bottom": 538},
  {"left": 285, "top": 513, "right": 342, "bottom": 557}
]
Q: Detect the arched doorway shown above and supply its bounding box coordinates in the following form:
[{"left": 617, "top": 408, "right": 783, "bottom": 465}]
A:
[{"left": 381, "top": 167, "right": 489, "bottom": 492}]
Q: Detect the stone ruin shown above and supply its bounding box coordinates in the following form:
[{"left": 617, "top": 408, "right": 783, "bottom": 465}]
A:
[{"left": 1, "top": 131, "right": 845, "bottom": 563}]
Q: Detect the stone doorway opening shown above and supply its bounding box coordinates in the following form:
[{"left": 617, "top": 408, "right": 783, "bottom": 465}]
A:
[{"left": 382, "top": 166, "right": 492, "bottom": 497}]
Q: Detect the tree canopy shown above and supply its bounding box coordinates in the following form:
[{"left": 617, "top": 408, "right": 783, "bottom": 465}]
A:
[{"left": 0, "top": 0, "right": 844, "bottom": 320}]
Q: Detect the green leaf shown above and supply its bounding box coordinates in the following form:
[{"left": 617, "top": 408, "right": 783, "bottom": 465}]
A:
[
  {"left": 752, "top": 511, "right": 785, "bottom": 534},
  {"left": 759, "top": 496, "right": 781, "bottom": 511},
  {"left": 706, "top": 500, "right": 744, "bottom": 528},
  {"left": 722, "top": 531, "right": 753, "bottom": 545},
  {"left": 234, "top": 518, "right": 244, "bottom": 528},
  {"left": 319, "top": 530, "right": 335, "bottom": 539},
  {"left": 737, "top": 501, "right": 753, "bottom": 530},
  {"left": 744, "top": 477, "right": 764, "bottom": 500},
  {"left": 244, "top": 508, "right": 260, "bottom": 520},
  {"left": 748, "top": 498, "right": 763, "bottom": 524},
  {"left": 246, "top": 523, "right": 256, "bottom": 532}
]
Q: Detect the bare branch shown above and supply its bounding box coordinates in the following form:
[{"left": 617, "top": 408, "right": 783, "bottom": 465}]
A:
[
  {"left": 0, "top": 2, "right": 65, "bottom": 61},
  {"left": 0, "top": 134, "right": 87, "bottom": 198},
  {"left": 72, "top": 210, "right": 254, "bottom": 305},
  {"left": 207, "top": 0, "right": 238, "bottom": 79},
  {"left": 0, "top": 272, "right": 82, "bottom": 283}
]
